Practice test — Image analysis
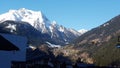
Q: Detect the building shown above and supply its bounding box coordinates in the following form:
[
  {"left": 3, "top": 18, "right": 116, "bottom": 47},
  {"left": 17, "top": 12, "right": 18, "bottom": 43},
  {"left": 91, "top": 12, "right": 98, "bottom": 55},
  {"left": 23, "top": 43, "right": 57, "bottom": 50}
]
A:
[{"left": 0, "top": 33, "right": 27, "bottom": 68}]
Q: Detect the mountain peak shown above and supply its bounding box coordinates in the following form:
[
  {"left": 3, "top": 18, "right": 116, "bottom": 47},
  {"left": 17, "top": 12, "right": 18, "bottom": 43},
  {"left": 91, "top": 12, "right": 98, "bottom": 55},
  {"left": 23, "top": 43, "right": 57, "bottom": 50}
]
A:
[
  {"left": 19, "top": 8, "right": 27, "bottom": 11},
  {"left": 52, "top": 21, "right": 57, "bottom": 25},
  {"left": 0, "top": 8, "right": 45, "bottom": 22},
  {"left": 0, "top": 8, "right": 81, "bottom": 45},
  {"left": 0, "top": 8, "right": 50, "bottom": 31},
  {"left": 17, "top": 8, "right": 43, "bottom": 15},
  {"left": 78, "top": 29, "right": 88, "bottom": 34}
]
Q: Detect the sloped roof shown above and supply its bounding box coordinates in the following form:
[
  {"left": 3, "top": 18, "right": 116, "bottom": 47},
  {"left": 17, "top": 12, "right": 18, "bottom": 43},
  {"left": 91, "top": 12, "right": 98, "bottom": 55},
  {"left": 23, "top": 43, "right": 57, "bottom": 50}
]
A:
[{"left": 0, "top": 34, "right": 19, "bottom": 51}]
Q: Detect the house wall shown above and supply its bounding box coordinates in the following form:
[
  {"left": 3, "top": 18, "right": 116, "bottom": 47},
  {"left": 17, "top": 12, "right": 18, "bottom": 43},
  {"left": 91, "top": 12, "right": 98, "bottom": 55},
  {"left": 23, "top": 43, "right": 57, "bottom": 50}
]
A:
[
  {"left": 0, "top": 51, "right": 12, "bottom": 68},
  {"left": 0, "top": 34, "right": 27, "bottom": 68}
]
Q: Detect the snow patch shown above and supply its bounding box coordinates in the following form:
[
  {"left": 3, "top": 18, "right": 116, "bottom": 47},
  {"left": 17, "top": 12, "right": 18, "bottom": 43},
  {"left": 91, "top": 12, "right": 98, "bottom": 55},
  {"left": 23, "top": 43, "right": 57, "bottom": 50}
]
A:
[
  {"left": 103, "top": 23, "right": 109, "bottom": 27},
  {"left": 59, "top": 25, "right": 65, "bottom": 32},
  {"left": 49, "top": 26, "right": 54, "bottom": 38},
  {"left": 46, "top": 42, "right": 61, "bottom": 48},
  {"left": 52, "top": 20, "right": 57, "bottom": 25},
  {"left": 78, "top": 29, "right": 88, "bottom": 34},
  {"left": 27, "top": 45, "right": 36, "bottom": 50},
  {"left": 5, "top": 24, "right": 16, "bottom": 32},
  {"left": 69, "top": 28, "right": 81, "bottom": 36}
]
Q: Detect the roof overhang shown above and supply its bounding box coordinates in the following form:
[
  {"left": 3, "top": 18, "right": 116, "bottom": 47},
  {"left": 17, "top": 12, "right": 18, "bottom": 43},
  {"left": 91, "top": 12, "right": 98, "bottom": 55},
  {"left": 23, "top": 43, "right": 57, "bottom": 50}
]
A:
[{"left": 0, "top": 34, "right": 19, "bottom": 51}]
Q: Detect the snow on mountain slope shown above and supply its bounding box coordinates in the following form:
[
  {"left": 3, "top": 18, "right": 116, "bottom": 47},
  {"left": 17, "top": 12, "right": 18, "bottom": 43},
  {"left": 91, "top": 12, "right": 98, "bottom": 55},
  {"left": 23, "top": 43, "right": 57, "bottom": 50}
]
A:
[
  {"left": 69, "top": 28, "right": 81, "bottom": 36},
  {"left": 5, "top": 24, "right": 16, "bottom": 32},
  {"left": 46, "top": 42, "right": 61, "bottom": 48},
  {"left": 0, "top": 8, "right": 50, "bottom": 33},
  {"left": 78, "top": 29, "right": 88, "bottom": 34},
  {"left": 0, "top": 8, "right": 81, "bottom": 45}
]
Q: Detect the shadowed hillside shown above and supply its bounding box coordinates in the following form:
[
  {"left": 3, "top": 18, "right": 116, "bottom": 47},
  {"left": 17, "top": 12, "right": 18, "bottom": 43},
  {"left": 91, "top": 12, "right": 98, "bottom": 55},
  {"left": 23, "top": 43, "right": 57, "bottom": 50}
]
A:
[{"left": 70, "top": 15, "right": 120, "bottom": 66}]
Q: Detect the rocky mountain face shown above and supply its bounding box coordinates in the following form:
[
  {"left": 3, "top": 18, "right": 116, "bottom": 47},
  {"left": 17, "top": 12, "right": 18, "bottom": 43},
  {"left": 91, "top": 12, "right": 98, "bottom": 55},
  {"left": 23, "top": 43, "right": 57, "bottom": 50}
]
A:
[
  {"left": 0, "top": 20, "right": 50, "bottom": 45},
  {"left": 50, "top": 14, "right": 120, "bottom": 66},
  {"left": 73, "top": 15, "right": 120, "bottom": 47},
  {"left": 0, "top": 8, "right": 81, "bottom": 46},
  {"left": 70, "top": 15, "right": 120, "bottom": 66}
]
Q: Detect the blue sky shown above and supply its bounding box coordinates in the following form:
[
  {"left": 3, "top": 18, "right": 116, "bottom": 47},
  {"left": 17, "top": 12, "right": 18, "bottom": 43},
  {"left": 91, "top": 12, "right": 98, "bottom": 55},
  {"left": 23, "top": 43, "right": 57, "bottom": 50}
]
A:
[{"left": 0, "top": 0, "right": 120, "bottom": 30}]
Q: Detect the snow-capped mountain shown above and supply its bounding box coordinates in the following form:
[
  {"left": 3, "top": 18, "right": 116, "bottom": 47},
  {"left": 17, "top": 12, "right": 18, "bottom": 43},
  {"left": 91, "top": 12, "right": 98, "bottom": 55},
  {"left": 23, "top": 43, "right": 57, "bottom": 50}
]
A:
[
  {"left": 0, "top": 8, "right": 50, "bottom": 33},
  {"left": 78, "top": 29, "right": 88, "bottom": 34},
  {"left": 0, "top": 8, "right": 81, "bottom": 45}
]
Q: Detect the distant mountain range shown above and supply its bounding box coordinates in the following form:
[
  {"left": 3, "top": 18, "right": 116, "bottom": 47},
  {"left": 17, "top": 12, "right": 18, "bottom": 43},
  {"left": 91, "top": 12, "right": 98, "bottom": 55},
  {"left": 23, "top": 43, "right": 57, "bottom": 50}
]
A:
[{"left": 0, "top": 8, "right": 86, "bottom": 46}]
